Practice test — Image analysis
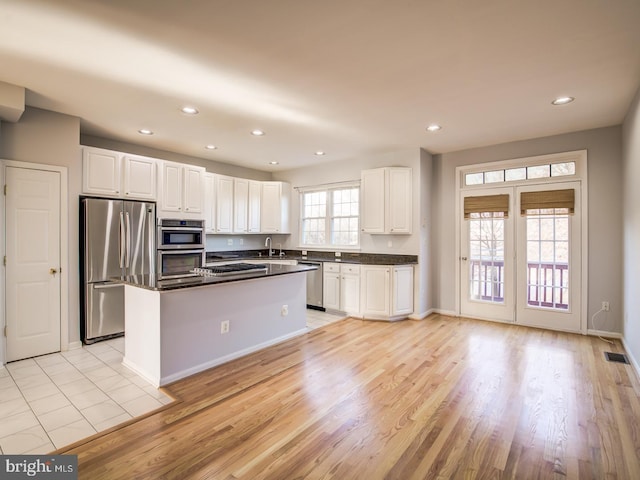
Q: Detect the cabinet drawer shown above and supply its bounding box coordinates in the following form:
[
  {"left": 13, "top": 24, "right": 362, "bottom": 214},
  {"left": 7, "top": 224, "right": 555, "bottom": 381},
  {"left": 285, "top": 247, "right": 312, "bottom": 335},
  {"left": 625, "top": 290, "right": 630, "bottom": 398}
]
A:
[
  {"left": 324, "top": 262, "right": 341, "bottom": 273},
  {"left": 341, "top": 264, "right": 360, "bottom": 275}
]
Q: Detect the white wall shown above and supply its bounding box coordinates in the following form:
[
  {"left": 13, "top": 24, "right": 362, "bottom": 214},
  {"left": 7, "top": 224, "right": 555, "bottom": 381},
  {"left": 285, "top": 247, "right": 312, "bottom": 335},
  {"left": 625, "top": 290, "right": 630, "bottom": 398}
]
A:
[
  {"left": 1, "top": 107, "right": 82, "bottom": 345},
  {"left": 433, "top": 126, "right": 623, "bottom": 332},
  {"left": 622, "top": 86, "right": 640, "bottom": 366}
]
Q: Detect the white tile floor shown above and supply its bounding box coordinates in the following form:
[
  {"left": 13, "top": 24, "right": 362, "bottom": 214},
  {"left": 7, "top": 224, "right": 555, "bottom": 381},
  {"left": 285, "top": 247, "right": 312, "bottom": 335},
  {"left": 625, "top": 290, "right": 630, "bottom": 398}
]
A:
[
  {"left": 0, "top": 309, "right": 346, "bottom": 455},
  {"left": 0, "top": 337, "right": 172, "bottom": 455}
]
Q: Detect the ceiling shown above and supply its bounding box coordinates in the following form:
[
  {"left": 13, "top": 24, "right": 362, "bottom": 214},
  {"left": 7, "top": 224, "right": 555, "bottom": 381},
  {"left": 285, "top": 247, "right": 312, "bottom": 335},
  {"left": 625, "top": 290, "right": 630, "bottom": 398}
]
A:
[{"left": 1, "top": 0, "right": 639, "bottom": 172}]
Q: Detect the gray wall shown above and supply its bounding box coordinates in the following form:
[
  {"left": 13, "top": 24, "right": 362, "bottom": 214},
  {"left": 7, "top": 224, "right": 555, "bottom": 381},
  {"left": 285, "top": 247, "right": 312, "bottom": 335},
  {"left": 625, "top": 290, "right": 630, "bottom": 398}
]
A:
[
  {"left": 1, "top": 107, "right": 82, "bottom": 344},
  {"left": 622, "top": 86, "right": 640, "bottom": 366},
  {"left": 433, "top": 126, "right": 623, "bottom": 332}
]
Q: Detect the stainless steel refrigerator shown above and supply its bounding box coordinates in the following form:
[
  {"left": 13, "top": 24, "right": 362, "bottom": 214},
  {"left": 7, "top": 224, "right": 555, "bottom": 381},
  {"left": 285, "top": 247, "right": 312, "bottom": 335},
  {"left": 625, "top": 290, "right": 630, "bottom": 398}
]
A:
[{"left": 80, "top": 197, "right": 156, "bottom": 343}]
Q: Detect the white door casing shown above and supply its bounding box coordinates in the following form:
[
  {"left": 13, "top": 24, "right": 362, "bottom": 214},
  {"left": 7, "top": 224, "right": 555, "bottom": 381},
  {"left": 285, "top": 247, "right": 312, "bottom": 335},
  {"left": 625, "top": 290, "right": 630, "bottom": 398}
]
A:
[{"left": 5, "top": 166, "right": 61, "bottom": 361}]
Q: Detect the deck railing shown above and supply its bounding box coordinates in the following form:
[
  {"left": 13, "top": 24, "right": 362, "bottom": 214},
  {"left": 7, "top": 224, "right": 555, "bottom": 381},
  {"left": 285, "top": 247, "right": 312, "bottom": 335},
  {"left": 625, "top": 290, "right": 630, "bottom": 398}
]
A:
[{"left": 469, "top": 259, "right": 569, "bottom": 309}]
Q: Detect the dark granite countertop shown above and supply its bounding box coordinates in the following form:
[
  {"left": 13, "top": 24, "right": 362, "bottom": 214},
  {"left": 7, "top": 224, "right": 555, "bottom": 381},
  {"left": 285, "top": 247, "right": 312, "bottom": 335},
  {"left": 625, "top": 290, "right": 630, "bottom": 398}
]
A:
[
  {"left": 114, "top": 263, "right": 316, "bottom": 291},
  {"left": 206, "top": 250, "right": 418, "bottom": 266}
]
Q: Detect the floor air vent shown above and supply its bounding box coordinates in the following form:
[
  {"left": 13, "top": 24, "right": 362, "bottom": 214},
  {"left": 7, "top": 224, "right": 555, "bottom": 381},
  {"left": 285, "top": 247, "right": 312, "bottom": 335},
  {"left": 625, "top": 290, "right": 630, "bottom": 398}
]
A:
[{"left": 604, "top": 352, "right": 630, "bottom": 364}]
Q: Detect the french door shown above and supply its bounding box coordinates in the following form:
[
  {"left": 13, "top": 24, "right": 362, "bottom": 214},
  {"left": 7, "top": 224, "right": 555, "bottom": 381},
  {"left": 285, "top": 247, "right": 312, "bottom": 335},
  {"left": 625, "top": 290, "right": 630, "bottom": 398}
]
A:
[
  {"left": 460, "top": 181, "right": 582, "bottom": 333},
  {"left": 460, "top": 187, "right": 514, "bottom": 322}
]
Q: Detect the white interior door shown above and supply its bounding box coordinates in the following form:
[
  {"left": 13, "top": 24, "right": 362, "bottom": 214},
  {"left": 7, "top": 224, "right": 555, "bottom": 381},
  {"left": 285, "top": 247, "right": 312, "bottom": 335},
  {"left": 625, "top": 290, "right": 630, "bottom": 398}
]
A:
[
  {"left": 460, "top": 187, "right": 514, "bottom": 322},
  {"left": 5, "top": 166, "right": 61, "bottom": 362},
  {"left": 516, "top": 182, "right": 581, "bottom": 332}
]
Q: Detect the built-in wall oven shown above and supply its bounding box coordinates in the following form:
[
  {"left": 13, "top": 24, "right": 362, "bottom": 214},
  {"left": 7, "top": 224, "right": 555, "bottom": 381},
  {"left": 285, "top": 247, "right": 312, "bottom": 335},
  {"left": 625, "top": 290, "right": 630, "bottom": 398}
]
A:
[{"left": 157, "top": 219, "right": 205, "bottom": 278}]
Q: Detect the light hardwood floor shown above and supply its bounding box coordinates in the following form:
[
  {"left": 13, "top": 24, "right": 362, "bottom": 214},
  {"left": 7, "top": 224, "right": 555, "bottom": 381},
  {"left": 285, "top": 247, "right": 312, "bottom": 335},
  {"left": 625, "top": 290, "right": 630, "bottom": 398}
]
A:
[{"left": 58, "top": 315, "right": 640, "bottom": 479}]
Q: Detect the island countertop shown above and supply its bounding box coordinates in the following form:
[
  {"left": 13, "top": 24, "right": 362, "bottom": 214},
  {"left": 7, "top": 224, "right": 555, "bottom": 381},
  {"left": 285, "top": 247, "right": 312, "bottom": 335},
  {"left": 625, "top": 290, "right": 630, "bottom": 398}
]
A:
[{"left": 115, "top": 263, "right": 317, "bottom": 291}]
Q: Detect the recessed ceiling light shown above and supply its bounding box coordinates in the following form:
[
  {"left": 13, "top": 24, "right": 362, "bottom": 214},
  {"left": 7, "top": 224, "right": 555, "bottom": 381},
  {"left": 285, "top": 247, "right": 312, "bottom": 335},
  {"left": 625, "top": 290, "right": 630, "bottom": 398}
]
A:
[
  {"left": 251, "top": 129, "right": 265, "bottom": 136},
  {"left": 181, "top": 106, "right": 199, "bottom": 115},
  {"left": 315, "top": 151, "right": 325, "bottom": 156},
  {"left": 552, "top": 96, "right": 575, "bottom": 105},
  {"left": 269, "top": 161, "right": 279, "bottom": 165},
  {"left": 426, "top": 124, "right": 442, "bottom": 132},
  {"left": 205, "top": 144, "right": 217, "bottom": 150},
  {"left": 138, "top": 129, "right": 153, "bottom": 135}
]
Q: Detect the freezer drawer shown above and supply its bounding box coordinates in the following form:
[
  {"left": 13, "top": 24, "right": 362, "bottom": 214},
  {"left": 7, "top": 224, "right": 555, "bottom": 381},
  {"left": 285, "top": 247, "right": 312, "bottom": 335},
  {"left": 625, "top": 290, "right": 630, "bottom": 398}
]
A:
[{"left": 86, "top": 282, "right": 124, "bottom": 341}]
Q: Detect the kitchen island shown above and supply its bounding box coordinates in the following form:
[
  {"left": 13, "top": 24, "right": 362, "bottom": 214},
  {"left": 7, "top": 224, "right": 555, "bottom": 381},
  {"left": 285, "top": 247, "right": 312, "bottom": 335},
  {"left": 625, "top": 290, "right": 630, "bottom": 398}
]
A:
[{"left": 117, "top": 264, "right": 316, "bottom": 387}]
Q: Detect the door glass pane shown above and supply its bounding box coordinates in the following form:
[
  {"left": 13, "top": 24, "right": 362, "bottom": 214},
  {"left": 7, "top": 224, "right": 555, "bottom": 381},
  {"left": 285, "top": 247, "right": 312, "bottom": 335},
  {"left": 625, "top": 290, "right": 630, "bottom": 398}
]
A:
[
  {"left": 468, "top": 212, "right": 505, "bottom": 304},
  {"left": 525, "top": 208, "right": 570, "bottom": 310}
]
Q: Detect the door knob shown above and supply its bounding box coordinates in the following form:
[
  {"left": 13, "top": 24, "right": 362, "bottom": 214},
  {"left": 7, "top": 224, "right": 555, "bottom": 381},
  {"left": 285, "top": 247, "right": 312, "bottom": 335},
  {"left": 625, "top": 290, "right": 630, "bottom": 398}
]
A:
[
  {"left": 50, "top": 268, "right": 58, "bottom": 276},
  {"left": 461, "top": 257, "right": 468, "bottom": 261}
]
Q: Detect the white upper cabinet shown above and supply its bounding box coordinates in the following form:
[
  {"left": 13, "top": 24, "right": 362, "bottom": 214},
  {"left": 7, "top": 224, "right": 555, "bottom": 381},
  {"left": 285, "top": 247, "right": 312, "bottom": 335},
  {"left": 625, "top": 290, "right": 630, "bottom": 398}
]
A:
[
  {"left": 158, "top": 161, "right": 205, "bottom": 219},
  {"left": 203, "top": 173, "right": 216, "bottom": 233},
  {"left": 83, "top": 147, "right": 121, "bottom": 197},
  {"left": 248, "top": 180, "right": 262, "bottom": 233},
  {"left": 233, "top": 178, "right": 249, "bottom": 233},
  {"left": 361, "top": 167, "right": 412, "bottom": 234},
  {"left": 182, "top": 165, "right": 204, "bottom": 214},
  {"left": 215, "top": 174, "right": 234, "bottom": 233},
  {"left": 83, "top": 147, "right": 157, "bottom": 201},
  {"left": 261, "top": 181, "right": 291, "bottom": 233},
  {"left": 123, "top": 154, "right": 157, "bottom": 200}
]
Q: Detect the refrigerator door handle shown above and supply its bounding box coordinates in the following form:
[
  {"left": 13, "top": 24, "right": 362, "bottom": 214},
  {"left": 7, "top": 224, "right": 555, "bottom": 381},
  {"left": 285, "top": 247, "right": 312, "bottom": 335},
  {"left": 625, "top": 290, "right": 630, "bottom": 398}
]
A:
[
  {"left": 93, "top": 281, "right": 121, "bottom": 290},
  {"left": 125, "top": 211, "right": 131, "bottom": 268},
  {"left": 119, "top": 211, "right": 126, "bottom": 268}
]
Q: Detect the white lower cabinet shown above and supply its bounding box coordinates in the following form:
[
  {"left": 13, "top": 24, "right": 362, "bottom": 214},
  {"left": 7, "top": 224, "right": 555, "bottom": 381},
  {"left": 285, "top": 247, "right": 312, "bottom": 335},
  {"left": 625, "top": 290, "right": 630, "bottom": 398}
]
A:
[
  {"left": 360, "top": 265, "right": 414, "bottom": 320},
  {"left": 323, "top": 263, "right": 360, "bottom": 316}
]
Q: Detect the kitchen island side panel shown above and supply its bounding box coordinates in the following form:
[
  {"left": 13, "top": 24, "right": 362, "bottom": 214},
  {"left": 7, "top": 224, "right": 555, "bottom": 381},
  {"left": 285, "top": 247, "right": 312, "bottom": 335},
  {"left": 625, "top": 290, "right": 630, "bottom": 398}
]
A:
[
  {"left": 123, "top": 286, "right": 161, "bottom": 386},
  {"left": 155, "top": 273, "right": 307, "bottom": 385}
]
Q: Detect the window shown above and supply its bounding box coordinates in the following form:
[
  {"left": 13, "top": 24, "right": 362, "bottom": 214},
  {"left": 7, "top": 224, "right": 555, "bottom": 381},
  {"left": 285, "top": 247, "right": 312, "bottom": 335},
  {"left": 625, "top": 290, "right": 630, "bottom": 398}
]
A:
[
  {"left": 464, "top": 161, "right": 576, "bottom": 186},
  {"left": 301, "top": 185, "right": 360, "bottom": 247}
]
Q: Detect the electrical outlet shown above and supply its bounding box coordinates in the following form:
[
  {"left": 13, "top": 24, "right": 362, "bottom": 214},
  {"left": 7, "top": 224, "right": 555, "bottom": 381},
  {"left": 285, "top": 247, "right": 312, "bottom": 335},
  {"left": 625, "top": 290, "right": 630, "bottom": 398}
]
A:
[
  {"left": 302, "top": 250, "right": 307, "bottom": 256},
  {"left": 602, "top": 301, "right": 610, "bottom": 312},
  {"left": 335, "top": 252, "right": 341, "bottom": 257},
  {"left": 281, "top": 305, "right": 289, "bottom": 316},
  {"left": 227, "top": 239, "right": 233, "bottom": 246},
  {"left": 387, "top": 240, "right": 393, "bottom": 248},
  {"left": 239, "top": 238, "right": 244, "bottom": 246},
  {"left": 221, "top": 320, "right": 230, "bottom": 334}
]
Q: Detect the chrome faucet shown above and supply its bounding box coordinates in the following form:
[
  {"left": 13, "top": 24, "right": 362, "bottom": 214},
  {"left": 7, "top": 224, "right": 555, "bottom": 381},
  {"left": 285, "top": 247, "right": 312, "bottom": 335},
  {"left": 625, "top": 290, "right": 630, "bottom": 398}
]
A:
[
  {"left": 265, "top": 236, "right": 273, "bottom": 257},
  {"left": 278, "top": 243, "right": 284, "bottom": 257}
]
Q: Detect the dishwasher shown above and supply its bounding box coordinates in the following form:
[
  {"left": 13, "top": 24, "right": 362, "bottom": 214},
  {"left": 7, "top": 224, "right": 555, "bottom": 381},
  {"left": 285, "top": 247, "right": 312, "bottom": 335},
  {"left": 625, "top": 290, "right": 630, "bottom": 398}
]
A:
[{"left": 299, "top": 261, "right": 323, "bottom": 310}]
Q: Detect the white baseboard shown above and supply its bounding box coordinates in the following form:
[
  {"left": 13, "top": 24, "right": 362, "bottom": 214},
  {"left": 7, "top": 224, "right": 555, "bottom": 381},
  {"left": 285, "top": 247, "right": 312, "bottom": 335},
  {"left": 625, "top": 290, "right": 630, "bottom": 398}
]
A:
[
  {"left": 433, "top": 309, "right": 458, "bottom": 318},
  {"left": 408, "top": 309, "right": 434, "bottom": 320},
  {"left": 157, "top": 328, "right": 309, "bottom": 387},
  {"left": 622, "top": 337, "right": 640, "bottom": 382},
  {"left": 65, "top": 341, "right": 83, "bottom": 351},
  {"left": 587, "top": 329, "right": 623, "bottom": 339}
]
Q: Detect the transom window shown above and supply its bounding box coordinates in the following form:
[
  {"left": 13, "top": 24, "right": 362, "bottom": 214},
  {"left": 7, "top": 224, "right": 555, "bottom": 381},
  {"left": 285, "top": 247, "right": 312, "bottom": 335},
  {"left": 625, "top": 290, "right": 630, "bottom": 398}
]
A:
[
  {"left": 301, "top": 185, "right": 360, "bottom": 247},
  {"left": 465, "top": 161, "right": 575, "bottom": 186}
]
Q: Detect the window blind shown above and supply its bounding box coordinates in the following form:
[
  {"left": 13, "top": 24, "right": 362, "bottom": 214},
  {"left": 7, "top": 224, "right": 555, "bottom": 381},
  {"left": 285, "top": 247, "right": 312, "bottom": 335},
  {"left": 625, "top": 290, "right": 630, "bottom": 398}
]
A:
[
  {"left": 520, "top": 189, "right": 574, "bottom": 214},
  {"left": 463, "top": 194, "right": 509, "bottom": 218}
]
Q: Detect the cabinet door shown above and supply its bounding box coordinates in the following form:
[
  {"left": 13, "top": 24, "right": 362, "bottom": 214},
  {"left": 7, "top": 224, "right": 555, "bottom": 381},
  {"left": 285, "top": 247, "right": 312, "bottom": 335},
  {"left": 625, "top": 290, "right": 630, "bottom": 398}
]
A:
[
  {"left": 123, "top": 155, "right": 156, "bottom": 200},
  {"left": 323, "top": 272, "right": 341, "bottom": 311},
  {"left": 392, "top": 266, "right": 414, "bottom": 316},
  {"left": 341, "top": 273, "right": 360, "bottom": 315},
  {"left": 388, "top": 168, "right": 412, "bottom": 234},
  {"left": 215, "top": 175, "right": 234, "bottom": 233},
  {"left": 361, "top": 168, "right": 385, "bottom": 233},
  {"left": 203, "top": 173, "right": 216, "bottom": 233},
  {"left": 183, "top": 166, "right": 204, "bottom": 214},
  {"left": 83, "top": 148, "right": 121, "bottom": 196},
  {"left": 160, "top": 162, "right": 183, "bottom": 215},
  {"left": 260, "top": 182, "right": 282, "bottom": 233},
  {"left": 233, "top": 178, "right": 249, "bottom": 233},
  {"left": 360, "top": 266, "right": 390, "bottom": 317},
  {"left": 248, "top": 180, "right": 262, "bottom": 233}
]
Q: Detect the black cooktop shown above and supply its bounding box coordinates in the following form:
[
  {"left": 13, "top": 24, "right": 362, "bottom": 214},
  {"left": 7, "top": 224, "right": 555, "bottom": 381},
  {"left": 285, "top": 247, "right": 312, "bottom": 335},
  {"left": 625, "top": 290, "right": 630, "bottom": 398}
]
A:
[{"left": 193, "top": 263, "right": 268, "bottom": 277}]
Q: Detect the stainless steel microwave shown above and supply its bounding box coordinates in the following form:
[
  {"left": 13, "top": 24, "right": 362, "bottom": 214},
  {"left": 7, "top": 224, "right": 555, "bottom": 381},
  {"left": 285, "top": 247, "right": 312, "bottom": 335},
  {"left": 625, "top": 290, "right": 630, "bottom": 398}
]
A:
[
  {"left": 157, "top": 219, "right": 205, "bottom": 250},
  {"left": 157, "top": 249, "right": 205, "bottom": 279}
]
